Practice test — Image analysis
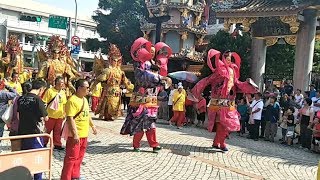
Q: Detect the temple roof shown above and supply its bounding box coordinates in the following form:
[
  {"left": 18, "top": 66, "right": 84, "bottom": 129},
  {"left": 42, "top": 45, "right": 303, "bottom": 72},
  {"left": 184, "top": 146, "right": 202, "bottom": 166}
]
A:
[{"left": 214, "top": 0, "right": 319, "bottom": 17}]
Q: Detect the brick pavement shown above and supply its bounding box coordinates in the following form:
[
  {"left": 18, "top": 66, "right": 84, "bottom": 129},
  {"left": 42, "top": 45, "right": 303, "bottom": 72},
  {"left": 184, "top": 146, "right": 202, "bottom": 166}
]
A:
[{"left": 0, "top": 113, "right": 319, "bottom": 180}]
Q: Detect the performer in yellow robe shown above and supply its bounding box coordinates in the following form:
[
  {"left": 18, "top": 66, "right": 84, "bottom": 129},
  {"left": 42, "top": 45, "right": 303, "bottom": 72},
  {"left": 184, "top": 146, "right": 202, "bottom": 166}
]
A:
[
  {"left": 37, "top": 35, "right": 78, "bottom": 96},
  {"left": 91, "top": 44, "right": 133, "bottom": 121}
]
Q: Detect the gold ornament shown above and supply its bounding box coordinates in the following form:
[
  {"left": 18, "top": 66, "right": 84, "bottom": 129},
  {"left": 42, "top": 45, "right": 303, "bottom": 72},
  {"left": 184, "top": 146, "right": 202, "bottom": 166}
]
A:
[
  {"left": 180, "top": 31, "right": 188, "bottom": 41},
  {"left": 284, "top": 35, "right": 297, "bottom": 45},
  {"left": 266, "top": 37, "right": 278, "bottom": 47},
  {"left": 280, "top": 16, "right": 300, "bottom": 33},
  {"left": 223, "top": 17, "right": 257, "bottom": 32}
]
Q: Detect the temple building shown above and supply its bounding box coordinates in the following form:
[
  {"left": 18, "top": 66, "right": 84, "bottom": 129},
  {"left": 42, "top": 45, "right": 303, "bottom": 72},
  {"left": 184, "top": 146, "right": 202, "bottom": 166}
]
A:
[
  {"left": 141, "top": 0, "right": 212, "bottom": 75},
  {"left": 212, "top": 0, "right": 320, "bottom": 91}
]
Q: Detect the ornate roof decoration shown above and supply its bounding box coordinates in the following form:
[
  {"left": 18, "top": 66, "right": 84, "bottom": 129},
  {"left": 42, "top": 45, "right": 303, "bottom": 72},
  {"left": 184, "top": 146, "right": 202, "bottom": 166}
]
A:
[
  {"left": 141, "top": 23, "right": 207, "bottom": 35},
  {"left": 212, "top": 0, "right": 315, "bottom": 17},
  {"left": 146, "top": 0, "right": 206, "bottom": 13},
  {"left": 171, "top": 47, "right": 205, "bottom": 63}
]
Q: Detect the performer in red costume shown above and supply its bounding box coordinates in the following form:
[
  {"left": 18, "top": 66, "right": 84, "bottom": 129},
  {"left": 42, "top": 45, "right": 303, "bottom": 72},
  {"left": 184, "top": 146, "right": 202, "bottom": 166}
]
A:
[
  {"left": 121, "top": 37, "right": 172, "bottom": 153},
  {"left": 192, "top": 49, "right": 258, "bottom": 152}
]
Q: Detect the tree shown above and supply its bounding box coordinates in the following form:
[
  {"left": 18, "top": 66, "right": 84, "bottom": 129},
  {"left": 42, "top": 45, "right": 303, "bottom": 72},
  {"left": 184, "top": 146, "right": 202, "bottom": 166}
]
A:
[
  {"left": 91, "top": 0, "right": 148, "bottom": 63},
  {"left": 201, "top": 30, "right": 252, "bottom": 81},
  {"left": 265, "top": 44, "right": 295, "bottom": 80}
]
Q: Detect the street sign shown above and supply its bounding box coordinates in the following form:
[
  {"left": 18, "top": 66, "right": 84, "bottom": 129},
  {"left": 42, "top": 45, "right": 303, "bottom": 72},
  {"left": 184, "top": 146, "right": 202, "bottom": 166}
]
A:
[
  {"left": 71, "top": 36, "right": 81, "bottom": 46},
  {"left": 71, "top": 45, "right": 80, "bottom": 54},
  {"left": 48, "top": 15, "right": 68, "bottom": 29},
  {"left": 71, "top": 53, "right": 79, "bottom": 60}
]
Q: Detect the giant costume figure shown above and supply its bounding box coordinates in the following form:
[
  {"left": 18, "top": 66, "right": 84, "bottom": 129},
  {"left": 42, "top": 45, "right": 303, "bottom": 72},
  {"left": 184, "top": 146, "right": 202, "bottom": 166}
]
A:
[
  {"left": 0, "top": 35, "right": 24, "bottom": 79},
  {"left": 120, "top": 37, "right": 172, "bottom": 152},
  {"left": 91, "top": 44, "right": 133, "bottom": 121},
  {"left": 37, "top": 35, "right": 78, "bottom": 96},
  {"left": 192, "top": 49, "right": 258, "bottom": 151}
]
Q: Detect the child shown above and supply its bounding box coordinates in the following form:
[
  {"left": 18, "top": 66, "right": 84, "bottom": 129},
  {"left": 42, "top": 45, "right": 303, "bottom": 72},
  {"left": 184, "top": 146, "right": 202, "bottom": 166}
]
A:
[
  {"left": 237, "top": 98, "right": 248, "bottom": 136},
  {"left": 285, "top": 107, "right": 295, "bottom": 145},
  {"left": 280, "top": 111, "right": 288, "bottom": 142},
  {"left": 311, "top": 117, "right": 320, "bottom": 153},
  {"left": 196, "top": 94, "right": 206, "bottom": 127}
]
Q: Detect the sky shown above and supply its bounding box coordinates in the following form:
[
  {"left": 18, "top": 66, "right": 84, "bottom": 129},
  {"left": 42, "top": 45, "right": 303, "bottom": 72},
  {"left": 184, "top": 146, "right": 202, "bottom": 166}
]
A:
[{"left": 33, "top": 0, "right": 99, "bottom": 17}]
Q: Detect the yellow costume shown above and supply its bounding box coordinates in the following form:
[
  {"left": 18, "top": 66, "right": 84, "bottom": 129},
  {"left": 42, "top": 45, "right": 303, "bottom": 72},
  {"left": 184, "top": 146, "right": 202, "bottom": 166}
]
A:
[
  {"left": 7, "top": 81, "right": 23, "bottom": 95},
  {"left": 0, "top": 35, "right": 24, "bottom": 79},
  {"left": 91, "top": 44, "right": 133, "bottom": 121},
  {"left": 37, "top": 35, "right": 78, "bottom": 96}
]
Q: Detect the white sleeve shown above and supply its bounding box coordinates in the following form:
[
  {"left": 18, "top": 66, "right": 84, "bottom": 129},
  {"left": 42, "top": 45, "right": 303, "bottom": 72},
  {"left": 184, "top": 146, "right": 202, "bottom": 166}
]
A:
[{"left": 257, "top": 101, "right": 264, "bottom": 110}]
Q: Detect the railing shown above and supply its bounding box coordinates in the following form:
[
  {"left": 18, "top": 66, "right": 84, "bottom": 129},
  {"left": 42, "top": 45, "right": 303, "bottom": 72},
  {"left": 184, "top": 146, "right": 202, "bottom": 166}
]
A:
[
  {"left": 0, "top": 134, "right": 53, "bottom": 180},
  {"left": 20, "top": 42, "right": 108, "bottom": 60},
  {"left": 6, "top": 20, "right": 98, "bottom": 40}
]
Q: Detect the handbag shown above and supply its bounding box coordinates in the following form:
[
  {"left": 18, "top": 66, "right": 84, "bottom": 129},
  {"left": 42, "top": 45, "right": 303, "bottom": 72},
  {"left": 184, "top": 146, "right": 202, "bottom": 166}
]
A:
[
  {"left": 61, "top": 98, "right": 85, "bottom": 140},
  {"left": 2, "top": 104, "right": 14, "bottom": 124}
]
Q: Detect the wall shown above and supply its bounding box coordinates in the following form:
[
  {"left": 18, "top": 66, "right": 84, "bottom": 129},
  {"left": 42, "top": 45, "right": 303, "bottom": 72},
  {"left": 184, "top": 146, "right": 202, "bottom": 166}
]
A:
[
  {"left": 165, "top": 31, "right": 180, "bottom": 53},
  {"left": 183, "top": 33, "right": 195, "bottom": 49},
  {"left": 168, "top": 9, "right": 180, "bottom": 24}
]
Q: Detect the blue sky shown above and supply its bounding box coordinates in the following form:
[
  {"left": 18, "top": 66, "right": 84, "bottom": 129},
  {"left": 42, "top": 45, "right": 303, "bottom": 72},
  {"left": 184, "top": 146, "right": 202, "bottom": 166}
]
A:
[{"left": 33, "top": 0, "right": 99, "bottom": 17}]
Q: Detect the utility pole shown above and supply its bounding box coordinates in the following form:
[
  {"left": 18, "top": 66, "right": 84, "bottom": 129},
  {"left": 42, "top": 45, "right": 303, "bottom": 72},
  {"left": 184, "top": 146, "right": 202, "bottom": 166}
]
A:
[{"left": 74, "top": 0, "right": 78, "bottom": 36}]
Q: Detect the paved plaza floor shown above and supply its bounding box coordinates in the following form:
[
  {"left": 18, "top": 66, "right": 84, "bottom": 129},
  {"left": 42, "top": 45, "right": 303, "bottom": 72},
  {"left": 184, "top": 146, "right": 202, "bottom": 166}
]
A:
[{"left": 1, "top": 113, "right": 319, "bottom": 180}]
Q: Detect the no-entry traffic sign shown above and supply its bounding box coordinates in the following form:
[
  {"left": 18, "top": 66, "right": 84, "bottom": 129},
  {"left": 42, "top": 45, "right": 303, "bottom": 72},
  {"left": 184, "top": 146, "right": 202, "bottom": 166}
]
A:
[{"left": 71, "top": 36, "right": 80, "bottom": 46}]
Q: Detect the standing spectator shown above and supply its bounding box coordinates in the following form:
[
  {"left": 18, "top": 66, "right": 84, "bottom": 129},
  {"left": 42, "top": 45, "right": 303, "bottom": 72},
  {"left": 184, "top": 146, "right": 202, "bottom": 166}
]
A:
[
  {"left": 7, "top": 72, "right": 23, "bottom": 95},
  {"left": 9, "top": 82, "right": 32, "bottom": 152},
  {"left": 285, "top": 107, "right": 296, "bottom": 145},
  {"left": 0, "top": 79, "right": 19, "bottom": 139},
  {"left": 309, "top": 84, "right": 317, "bottom": 99},
  {"left": 237, "top": 97, "right": 248, "bottom": 136},
  {"left": 298, "top": 98, "right": 314, "bottom": 150},
  {"left": 91, "top": 82, "right": 102, "bottom": 112},
  {"left": 294, "top": 89, "right": 304, "bottom": 107},
  {"left": 185, "top": 87, "right": 196, "bottom": 124},
  {"left": 283, "top": 80, "right": 294, "bottom": 96},
  {"left": 311, "top": 117, "right": 320, "bottom": 152},
  {"left": 17, "top": 79, "right": 48, "bottom": 180},
  {"left": 157, "top": 85, "right": 169, "bottom": 120},
  {"left": 264, "top": 96, "right": 280, "bottom": 142},
  {"left": 249, "top": 92, "right": 264, "bottom": 141},
  {"left": 311, "top": 90, "right": 320, "bottom": 113},
  {"left": 169, "top": 84, "right": 186, "bottom": 129},
  {"left": 167, "top": 85, "right": 175, "bottom": 120},
  {"left": 124, "top": 88, "right": 132, "bottom": 110},
  {"left": 121, "top": 86, "right": 127, "bottom": 110},
  {"left": 196, "top": 94, "right": 206, "bottom": 127},
  {"left": 61, "top": 79, "right": 97, "bottom": 180},
  {"left": 42, "top": 76, "right": 67, "bottom": 150}
]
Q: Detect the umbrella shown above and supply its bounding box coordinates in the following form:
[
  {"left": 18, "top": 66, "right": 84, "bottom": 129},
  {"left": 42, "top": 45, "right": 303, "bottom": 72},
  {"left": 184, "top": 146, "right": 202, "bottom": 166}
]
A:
[{"left": 168, "top": 71, "right": 198, "bottom": 83}]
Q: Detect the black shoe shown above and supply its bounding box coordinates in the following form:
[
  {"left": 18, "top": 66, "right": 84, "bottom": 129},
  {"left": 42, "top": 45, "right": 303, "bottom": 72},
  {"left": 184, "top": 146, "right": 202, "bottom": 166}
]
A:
[
  {"left": 254, "top": 139, "right": 259, "bottom": 141},
  {"left": 220, "top": 147, "right": 228, "bottom": 152},
  {"left": 259, "top": 136, "right": 264, "bottom": 139},
  {"left": 54, "top": 146, "right": 65, "bottom": 151},
  {"left": 212, "top": 145, "right": 219, "bottom": 149},
  {"left": 153, "top": 146, "right": 162, "bottom": 153}
]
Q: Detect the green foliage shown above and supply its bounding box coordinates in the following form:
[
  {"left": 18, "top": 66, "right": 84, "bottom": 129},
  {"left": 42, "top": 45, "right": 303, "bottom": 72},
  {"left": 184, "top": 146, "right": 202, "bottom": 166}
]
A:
[
  {"left": 312, "top": 41, "right": 320, "bottom": 73},
  {"left": 90, "top": 0, "right": 148, "bottom": 62},
  {"left": 265, "top": 44, "right": 295, "bottom": 80},
  {"left": 201, "top": 30, "right": 252, "bottom": 81},
  {"left": 83, "top": 38, "right": 107, "bottom": 52}
]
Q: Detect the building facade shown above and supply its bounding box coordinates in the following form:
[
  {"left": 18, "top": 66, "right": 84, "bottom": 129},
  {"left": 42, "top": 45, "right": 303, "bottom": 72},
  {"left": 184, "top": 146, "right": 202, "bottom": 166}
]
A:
[
  {"left": 0, "top": 0, "right": 105, "bottom": 71},
  {"left": 142, "top": 0, "right": 212, "bottom": 75}
]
